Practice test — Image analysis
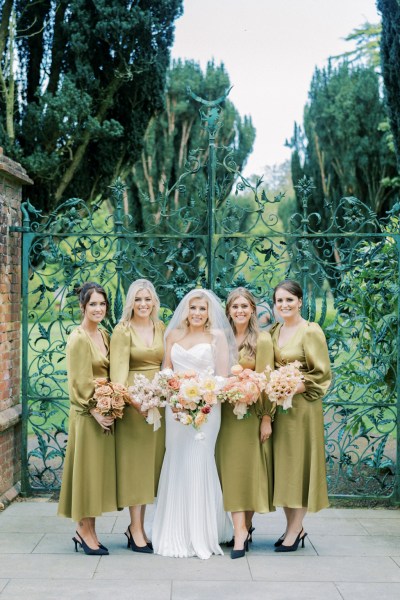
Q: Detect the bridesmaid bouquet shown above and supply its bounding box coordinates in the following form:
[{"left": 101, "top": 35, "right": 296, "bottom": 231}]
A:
[
  {"left": 264, "top": 361, "right": 304, "bottom": 411},
  {"left": 158, "top": 368, "right": 225, "bottom": 430},
  {"left": 218, "top": 364, "right": 267, "bottom": 420},
  {"left": 128, "top": 372, "right": 170, "bottom": 431},
  {"left": 91, "top": 378, "right": 132, "bottom": 432}
]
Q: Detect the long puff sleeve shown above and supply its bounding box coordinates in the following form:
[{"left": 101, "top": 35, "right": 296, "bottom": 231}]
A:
[
  {"left": 110, "top": 323, "right": 132, "bottom": 386},
  {"left": 67, "top": 329, "right": 94, "bottom": 415},
  {"left": 254, "top": 332, "right": 276, "bottom": 420},
  {"left": 302, "top": 323, "right": 331, "bottom": 402}
]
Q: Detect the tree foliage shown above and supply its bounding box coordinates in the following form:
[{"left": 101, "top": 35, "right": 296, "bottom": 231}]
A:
[
  {"left": 332, "top": 21, "right": 382, "bottom": 69},
  {"left": 288, "top": 62, "right": 397, "bottom": 222},
  {"left": 127, "top": 59, "right": 255, "bottom": 227},
  {"left": 0, "top": 0, "right": 183, "bottom": 212},
  {"left": 122, "top": 59, "right": 256, "bottom": 299},
  {"left": 378, "top": 0, "right": 400, "bottom": 169}
]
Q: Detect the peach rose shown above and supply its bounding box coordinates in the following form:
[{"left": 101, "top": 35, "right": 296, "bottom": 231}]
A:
[
  {"left": 194, "top": 412, "right": 207, "bottom": 427},
  {"left": 231, "top": 364, "right": 244, "bottom": 376}
]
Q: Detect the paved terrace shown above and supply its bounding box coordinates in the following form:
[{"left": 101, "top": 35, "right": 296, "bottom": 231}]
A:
[{"left": 0, "top": 500, "right": 400, "bottom": 599}]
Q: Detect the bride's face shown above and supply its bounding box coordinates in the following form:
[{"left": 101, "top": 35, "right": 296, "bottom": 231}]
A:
[{"left": 187, "top": 298, "right": 209, "bottom": 329}]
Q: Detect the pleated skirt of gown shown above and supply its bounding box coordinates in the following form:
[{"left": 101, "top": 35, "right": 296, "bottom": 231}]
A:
[{"left": 152, "top": 403, "right": 233, "bottom": 559}]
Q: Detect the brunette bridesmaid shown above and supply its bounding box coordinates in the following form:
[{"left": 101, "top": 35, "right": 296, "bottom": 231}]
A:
[
  {"left": 58, "top": 282, "right": 117, "bottom": 555},
  {"left": 270, "top": 280, "right": 331, "bottom": 552},
  {"left": 216, "top": 287, "right": 275, "bottom": 559},
  {"left": 110, "top": 279, "right": 165, "bottom": 553}
]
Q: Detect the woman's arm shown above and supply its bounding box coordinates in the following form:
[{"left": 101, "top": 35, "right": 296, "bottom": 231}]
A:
[
  {"left": 302, "top": 323, "right": 332, "bottom": 402},
  {"left": 67, "top": 329, "right": 113, "bottom": 431},
  {"left": 254, "top": 332, "right": 276, "bottom": 441},
  {"left": 109, "top": 324, "right": 131, "bottom": 386}
]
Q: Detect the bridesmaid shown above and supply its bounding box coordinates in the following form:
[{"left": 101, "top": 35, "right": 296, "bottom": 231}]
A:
[
  {"left": 270, "top": 279, "right": 331, "bottom": 552},
  {"left": 216, "top": 287, "right": 275, "bottom": 559},
  {"left": 58, "top": 282, "right": 116, "bottom": 555},
  {"left": 110, "top": 279, "right": 165, "bottom": 553}
]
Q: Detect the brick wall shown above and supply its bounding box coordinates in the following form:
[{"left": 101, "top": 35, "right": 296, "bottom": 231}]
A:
[{"left": 0, "top": 148, "right": 32, "bottom": 508}]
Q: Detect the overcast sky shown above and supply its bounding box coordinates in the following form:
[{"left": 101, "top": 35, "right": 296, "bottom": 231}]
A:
[{"left": 171, "top": 0, "right": 381, "bottom": 177}]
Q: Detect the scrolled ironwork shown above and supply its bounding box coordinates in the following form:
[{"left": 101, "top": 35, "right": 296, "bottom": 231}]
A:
[{"left": 16, "top": 87, "right": 399, "bottom": 502}]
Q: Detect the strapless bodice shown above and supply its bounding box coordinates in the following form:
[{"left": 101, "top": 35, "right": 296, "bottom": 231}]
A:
[{"left": 171, "top": 342, "right": 215, "bottom": 374}]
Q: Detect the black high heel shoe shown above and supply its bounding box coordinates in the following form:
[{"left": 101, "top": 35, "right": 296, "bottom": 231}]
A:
[
  {"left": 98, "top": 542, "right": 109, "bottom": 552},
  {"left": 274, "top": 530, "right": 307, "bottom": 553},
  {"left": 248, "top": 525, "right": 255, "bottom": 543},
  {"left": 72, "top": 532, "right": 109, "bottom": 555},
  {"left": 274, "top": 529, "right": 306, "bottom": 548},
  {"left": 274, "top": 533, "right": 285, "bottom": 548},
  {"left": 230, "top": 534, "right": 250, "bottom": 559},
  {"left": 124, "top": 528, "right": 153, "bottom": 554},
  {"left": 227, "top": 524, "right": 255, "bottom": 548}
]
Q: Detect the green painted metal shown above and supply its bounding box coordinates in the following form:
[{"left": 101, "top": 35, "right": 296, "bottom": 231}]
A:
[{"left": 14, "top": 89, "right": 399, "bottom": 503}]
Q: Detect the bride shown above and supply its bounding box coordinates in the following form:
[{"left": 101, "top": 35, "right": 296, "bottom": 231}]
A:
[{"left": 152, "top": 289, "right": 237, "bottom": 559}]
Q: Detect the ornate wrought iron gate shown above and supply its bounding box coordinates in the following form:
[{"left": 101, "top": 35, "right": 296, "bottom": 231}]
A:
[{"left": 16, "top": 90, "right": 400, "bottom": 503}]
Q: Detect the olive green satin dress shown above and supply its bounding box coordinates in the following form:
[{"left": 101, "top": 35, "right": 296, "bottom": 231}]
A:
[
  {"left": 110, "top": 321, "right": 165, "bottom": 508},
  {"left": 270, "top": 321, "right": 331, "bottom": 512},
  {"left": 216, "top": 332, "right": 275, "bottom": 513},
  {"left": 58, "top": 327, "right": 117, "bottom": 522}
]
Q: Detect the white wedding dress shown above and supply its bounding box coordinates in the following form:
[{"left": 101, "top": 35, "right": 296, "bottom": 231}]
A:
[{"left": 152, "top": 342, "right": 233, "bottom": 559}]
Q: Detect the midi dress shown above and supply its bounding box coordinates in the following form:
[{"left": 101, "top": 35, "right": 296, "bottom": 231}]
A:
[
  {"left": 270, "top": 321, "right": 331, "bottom": 512},
  {"left": 216, "top": 332, "right": 275, "bottom": 513},
  {"left": 110, "top": 321, "right": 165, "bottom": 507},
  {"left": 58, "top": 327, "right": 117, "bottom": 521}
]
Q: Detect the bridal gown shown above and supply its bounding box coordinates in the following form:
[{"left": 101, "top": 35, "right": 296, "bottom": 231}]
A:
[{"left": 152, "top": 342, "right": 233, "bottom": 559}]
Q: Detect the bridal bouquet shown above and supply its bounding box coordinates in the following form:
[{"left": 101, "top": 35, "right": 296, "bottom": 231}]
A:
[
  {"left": 264, "top": 361, "right": 304, "bottom": 411},
  {"left": 128, "top": 372, "right": 170, "bottom": 431},
  {"left": 90, "top": 378, "right": 131, "bottom": 432},
  {"left": 160, "top": 368, "right": 225, "bottom": 430},
  {"left": 218, "top": 364, "right": 267, "bottom": 419}
]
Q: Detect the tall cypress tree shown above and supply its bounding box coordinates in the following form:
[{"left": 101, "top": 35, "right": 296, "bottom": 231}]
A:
[
  {"left": 0, "top": 1, "right": 183, "bottom": 212},
  {"left": 378, "top": 0, "right": 400, "bottom": 168}
]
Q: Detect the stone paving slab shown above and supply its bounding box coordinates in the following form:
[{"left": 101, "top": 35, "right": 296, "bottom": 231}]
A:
[
  {"left": 0, "top": 533, "right": 43, "bottom": 554},
  {"left": 0, "top": 515, "right": 117, "bottom": 533},
  {"left": 309, "top": 534, "right": 400, "bottom": 556},
  {"left": 392, "top": 556, "right": 400, "bottom": 568},
  {"left": 247, "top": 555, "right": 400, "bottom": 582},
  {"left": 358, "top": 518, "right": 400, "bottom": 536},
  {"left": 0, "top": 554, "right": 100, "bottom": 579},
  {"left": 93, "top": 553, "right": 252, "bottom": 581},
  {"left": 0, "top": 579, "right": 171, "bottom": 600},
  {"left": 1, "top": 502, "right": 400, "bottom": 600},
  {"left": 0, "top": 583, "right": 7, "bottom": 595},
  {"left": 171, "top": 580, "right": 343, "bottom": 600},
  {"left": 337, "top": 582, "right": 400, "bottom": 600}
]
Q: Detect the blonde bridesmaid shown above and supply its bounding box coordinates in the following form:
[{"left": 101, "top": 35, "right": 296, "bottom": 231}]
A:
[
  {"left": 216, "top": 287, "right": 275, "bottom": 559},
  {"left": 58, "top": 282, "right": 117, "bottom": 555},
  {"left": 270, "top": 279, "right": 331, "bottom": 552},
  {"left": 110, "top": 279, "right": 165, "bottom": 553}
]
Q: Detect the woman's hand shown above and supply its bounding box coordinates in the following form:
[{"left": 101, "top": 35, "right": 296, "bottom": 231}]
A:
[
  {"left": 260, "top": 415, "right": 272, "bottom": 443},
  {"left": 90, "top": 409, "right": 114, "bottom": 431},
  {"left": 294, "top": 381, "right": 306, "bottom": 395},
  {"left": 130, "top": 399, "right": 143, "bottom": 413}
]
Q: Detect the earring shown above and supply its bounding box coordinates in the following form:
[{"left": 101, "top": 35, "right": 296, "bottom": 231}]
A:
[{"left": 185, "top": 318, "right": 189, "bottom": 326}]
